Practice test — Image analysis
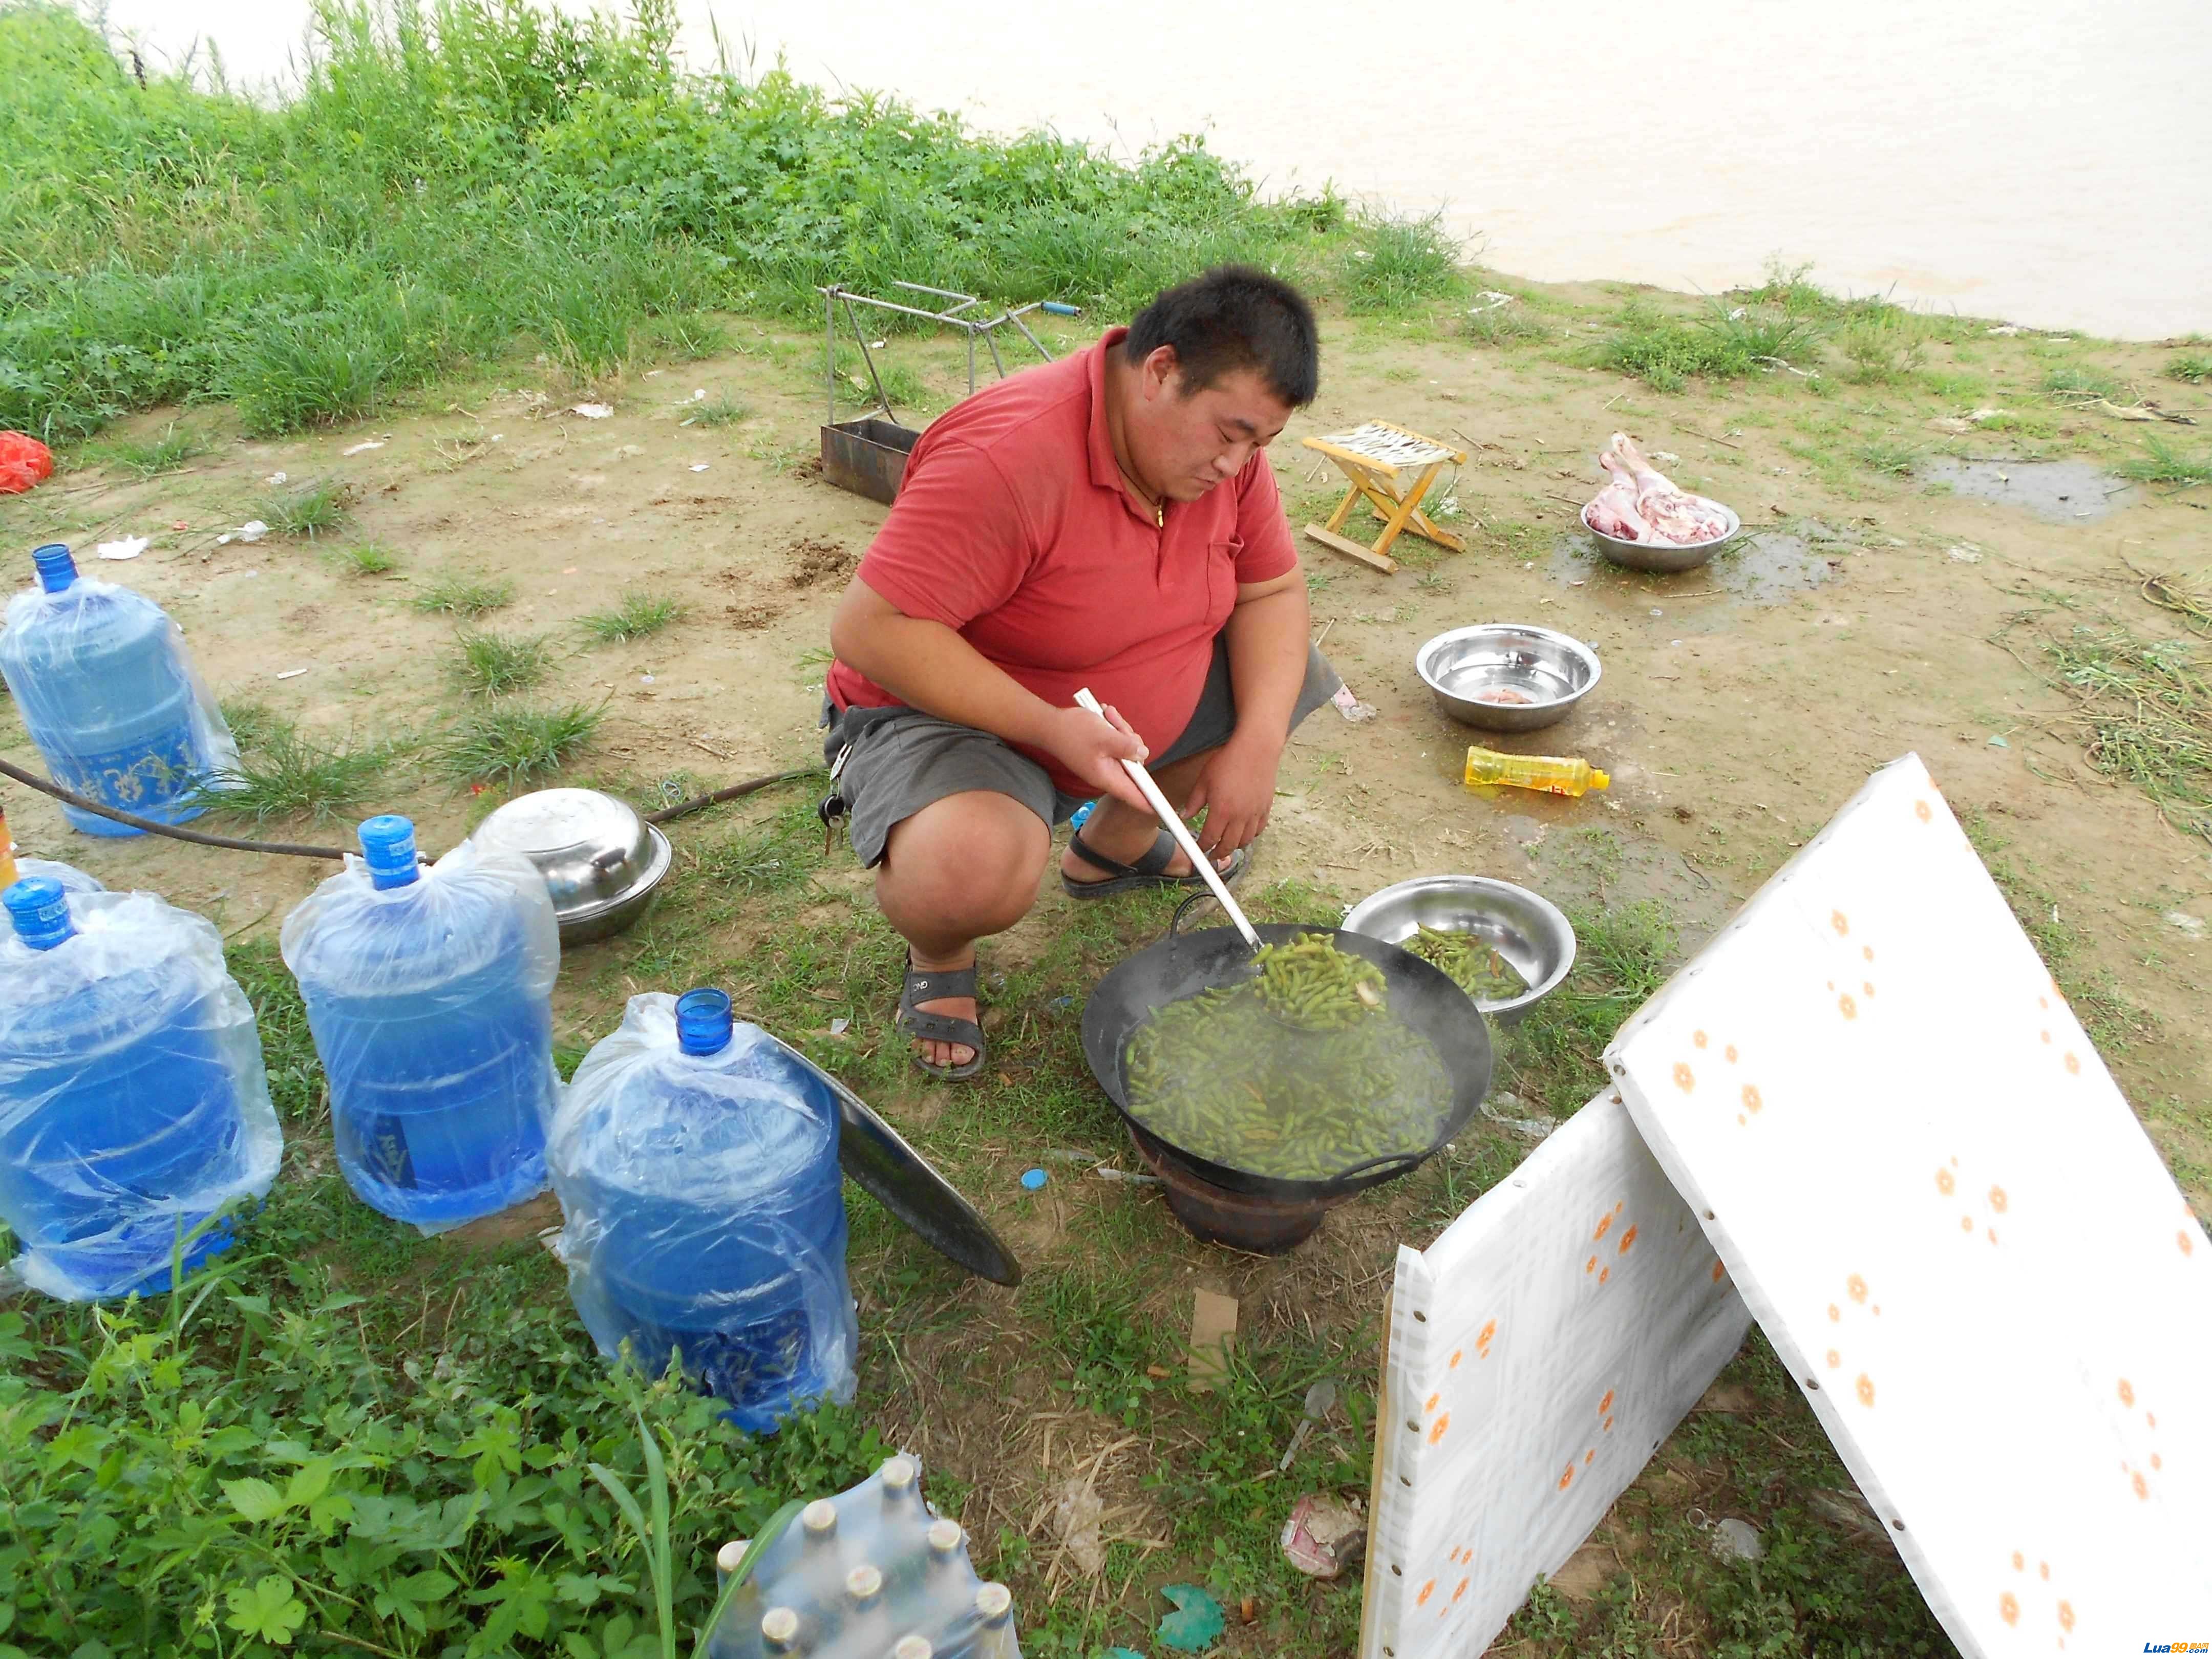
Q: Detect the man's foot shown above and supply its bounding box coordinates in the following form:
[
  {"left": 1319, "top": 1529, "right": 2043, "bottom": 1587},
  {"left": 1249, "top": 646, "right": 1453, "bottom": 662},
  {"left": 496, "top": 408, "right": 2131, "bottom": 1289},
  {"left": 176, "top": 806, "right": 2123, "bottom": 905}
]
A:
[
  {"left": 1061, "top": 824, "right": 1244, "bottom": 897},
  {"left": 1060, "top": 801, "right": 1235, "bottom": 890},
  {"left": 897, "top": 953, "right": 987, "bottom": 1079}
]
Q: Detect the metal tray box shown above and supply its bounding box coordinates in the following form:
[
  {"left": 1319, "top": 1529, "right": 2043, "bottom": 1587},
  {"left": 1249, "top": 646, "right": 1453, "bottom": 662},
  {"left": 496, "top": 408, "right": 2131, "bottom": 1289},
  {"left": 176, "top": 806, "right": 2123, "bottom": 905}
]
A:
[{"left": 819, "top": 417, "right": 919, "bottom": 505}]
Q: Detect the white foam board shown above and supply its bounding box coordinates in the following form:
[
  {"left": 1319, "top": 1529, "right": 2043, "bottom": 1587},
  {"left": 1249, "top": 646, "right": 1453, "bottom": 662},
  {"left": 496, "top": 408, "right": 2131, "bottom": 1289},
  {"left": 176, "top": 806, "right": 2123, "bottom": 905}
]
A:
[
  {"left": 1608, "top": 753, "right": 2212, "bottom": 1648},
  {"left": 1362, "top": 1089, "right": 1750, "bottom": 1658}
]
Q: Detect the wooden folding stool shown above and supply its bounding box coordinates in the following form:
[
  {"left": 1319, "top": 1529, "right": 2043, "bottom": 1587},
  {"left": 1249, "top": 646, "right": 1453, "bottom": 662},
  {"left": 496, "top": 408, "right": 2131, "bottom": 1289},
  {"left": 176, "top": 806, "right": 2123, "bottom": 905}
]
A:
[{"left": 1300, "top": 420, "right": 1466, "bottom": 574}]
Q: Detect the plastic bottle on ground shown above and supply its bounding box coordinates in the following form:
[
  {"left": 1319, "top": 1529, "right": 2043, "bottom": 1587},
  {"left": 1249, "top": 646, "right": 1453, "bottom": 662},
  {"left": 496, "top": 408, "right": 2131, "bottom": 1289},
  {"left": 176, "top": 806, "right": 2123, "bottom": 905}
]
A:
[
  {"left": 0, "top": 877, "right": 281, "bottom": 1300},
  {"left": 281, "top": 815, "right": 560, "bottom": 1230},
  {"left": 0, "top": 544, "right": 237, "bottom": 836},
  {"left": 1463, "top": 745, "right": 1611, "bottom": 798},
  {"left": 548, "top": 987, "right": 857, "bottom": 1433}
]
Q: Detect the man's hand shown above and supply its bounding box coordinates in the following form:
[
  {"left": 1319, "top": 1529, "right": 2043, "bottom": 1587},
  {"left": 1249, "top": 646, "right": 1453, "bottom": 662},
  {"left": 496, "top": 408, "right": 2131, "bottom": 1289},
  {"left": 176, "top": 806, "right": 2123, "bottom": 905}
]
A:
[
  {"left": 1039, "top": 703, "right": 1152, "bottom": 813},
  {"left": 1184, "top": 733, "right": 1283, "bottom": 857}
]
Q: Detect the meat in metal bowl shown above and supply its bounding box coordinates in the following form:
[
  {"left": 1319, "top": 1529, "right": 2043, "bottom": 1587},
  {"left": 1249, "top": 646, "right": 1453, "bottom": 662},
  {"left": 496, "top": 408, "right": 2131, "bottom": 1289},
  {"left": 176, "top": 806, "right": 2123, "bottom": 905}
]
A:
[
  {"left": 1415, "top": 623, "right": 1601, "bottom": 733},
  {"left": 1581, "top": 497, "right": 1742, "bottom": 573}
]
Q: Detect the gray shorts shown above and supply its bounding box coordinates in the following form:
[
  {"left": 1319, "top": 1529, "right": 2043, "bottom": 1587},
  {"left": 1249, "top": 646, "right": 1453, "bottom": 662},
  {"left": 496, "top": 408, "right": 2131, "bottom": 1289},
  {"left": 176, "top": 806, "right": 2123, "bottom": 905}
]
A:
[{"left": 822, "top": 639, "right": 1344, "bottom": 867}]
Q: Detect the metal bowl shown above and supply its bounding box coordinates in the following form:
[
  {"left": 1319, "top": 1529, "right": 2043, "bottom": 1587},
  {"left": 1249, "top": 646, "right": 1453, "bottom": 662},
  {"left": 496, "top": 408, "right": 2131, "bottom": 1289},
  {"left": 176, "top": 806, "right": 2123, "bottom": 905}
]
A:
[
  {"left": 466, "top": 788, "right": 673, "bottom": 945},
  {"left": 1581, "top": 498, "right": 1741, "bottom": 573},
  {"left": 1341, "top": 875, "right": 1576, "bottom": 1027},
  {"left": 1416, "top": 623, "right": 1602, "bottom": 733}
]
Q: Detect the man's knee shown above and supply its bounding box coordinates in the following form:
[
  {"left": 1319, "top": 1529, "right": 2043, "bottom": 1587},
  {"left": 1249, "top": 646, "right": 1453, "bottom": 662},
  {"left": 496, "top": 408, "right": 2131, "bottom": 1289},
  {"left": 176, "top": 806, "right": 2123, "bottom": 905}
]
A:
[{"left": 882, "top": 792, "right": 1048, "bottom": 925}]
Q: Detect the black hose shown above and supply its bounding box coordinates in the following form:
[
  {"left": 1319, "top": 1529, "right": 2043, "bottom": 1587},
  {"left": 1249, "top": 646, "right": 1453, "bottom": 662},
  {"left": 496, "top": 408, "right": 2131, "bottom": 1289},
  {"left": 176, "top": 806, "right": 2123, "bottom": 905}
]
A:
[
  {"left": 0, "top": 754, "right": 347, "bottom": 859},
  {"left": 0, "top": 752, "right": 818, "bottom": 862}
]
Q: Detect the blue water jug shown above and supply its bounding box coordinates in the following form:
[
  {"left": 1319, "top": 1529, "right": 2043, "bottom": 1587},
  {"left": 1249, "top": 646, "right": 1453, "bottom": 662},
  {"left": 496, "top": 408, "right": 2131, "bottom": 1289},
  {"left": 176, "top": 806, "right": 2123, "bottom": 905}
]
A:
[
  {"left": 280, "top": 816, "right": 560, "bottom": 1231},
  {"left": 0, "top": 544, "right": 238, "bottom": 837},
  {"left": 0, "top": 877, "right": 282, "bottom": 1301},
  {"left": 549, "top": 989, "right": 857, "bottom": 1433}
]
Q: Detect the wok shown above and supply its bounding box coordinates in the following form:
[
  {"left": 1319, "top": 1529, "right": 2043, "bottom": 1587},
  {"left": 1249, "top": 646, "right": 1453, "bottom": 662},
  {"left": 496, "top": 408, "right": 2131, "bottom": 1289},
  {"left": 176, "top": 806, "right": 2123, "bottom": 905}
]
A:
[{"left": 1081, "top": 897, "right": 1493, "bottom": 1202}]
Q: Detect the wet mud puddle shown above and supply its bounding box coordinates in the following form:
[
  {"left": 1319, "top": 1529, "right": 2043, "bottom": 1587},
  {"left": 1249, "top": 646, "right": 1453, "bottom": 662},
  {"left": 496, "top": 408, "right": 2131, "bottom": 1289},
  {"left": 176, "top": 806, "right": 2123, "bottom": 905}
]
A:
[
  {"left": 1918, "top": 459, "right": 2139, "bottom": 523},
  {"left": 1548, "top": 523, "right": 1853, "bottom": 612}
]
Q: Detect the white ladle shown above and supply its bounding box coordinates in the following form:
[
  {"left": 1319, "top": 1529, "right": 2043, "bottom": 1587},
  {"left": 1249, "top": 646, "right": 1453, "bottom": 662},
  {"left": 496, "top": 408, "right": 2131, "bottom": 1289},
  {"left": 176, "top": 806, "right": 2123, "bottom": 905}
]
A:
[{"left": 1073, "top": 686, "right": 1261, "bottom": 951}]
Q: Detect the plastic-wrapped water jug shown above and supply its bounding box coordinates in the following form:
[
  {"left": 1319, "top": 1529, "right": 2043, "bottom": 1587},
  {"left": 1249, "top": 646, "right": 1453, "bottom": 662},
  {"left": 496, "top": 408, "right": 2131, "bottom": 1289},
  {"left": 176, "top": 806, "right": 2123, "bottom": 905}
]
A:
[
  {"left": 0, "top": 877, "right": 282, "bottom": 1301},
  {"left": 549, "top": 989, "right": 857, "bottom": 1434},
  {"left": 281, "top": 815, "right": 560, "bottom": 1231},
  {"left": 705, "top": 1455, "right": 1019, "bottom": 1659},
  {"left": 0, "top": 544, "right": 237, "bottom": 836}
]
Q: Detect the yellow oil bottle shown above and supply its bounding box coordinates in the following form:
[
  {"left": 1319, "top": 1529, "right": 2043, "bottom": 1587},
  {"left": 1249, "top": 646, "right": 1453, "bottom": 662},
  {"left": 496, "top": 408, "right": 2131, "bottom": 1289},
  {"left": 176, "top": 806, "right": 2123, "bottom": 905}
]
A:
[{"left": 1463, "top": 745, "right": 1610, "bottom": 798}]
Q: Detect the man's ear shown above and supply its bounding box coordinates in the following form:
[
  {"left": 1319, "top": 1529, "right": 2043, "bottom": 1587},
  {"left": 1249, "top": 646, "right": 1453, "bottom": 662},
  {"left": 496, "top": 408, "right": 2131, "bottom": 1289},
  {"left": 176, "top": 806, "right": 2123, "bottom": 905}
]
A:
[{"left": 1140, "top": 343, "right": 1182, "bottom": 400}]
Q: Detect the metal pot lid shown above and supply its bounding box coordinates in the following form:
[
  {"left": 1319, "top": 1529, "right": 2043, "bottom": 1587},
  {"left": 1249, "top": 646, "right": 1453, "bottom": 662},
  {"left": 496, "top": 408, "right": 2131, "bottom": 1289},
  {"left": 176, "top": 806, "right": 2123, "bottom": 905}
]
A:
[
  {"left": 761, "top": 1032, "right": 1023, "bottom": 1287},
  {"left": 557, "top": 824, "right": 674, "bottom": 925},
  {"left": 470, "top": 788, "right": 658, "bottom": 912}
]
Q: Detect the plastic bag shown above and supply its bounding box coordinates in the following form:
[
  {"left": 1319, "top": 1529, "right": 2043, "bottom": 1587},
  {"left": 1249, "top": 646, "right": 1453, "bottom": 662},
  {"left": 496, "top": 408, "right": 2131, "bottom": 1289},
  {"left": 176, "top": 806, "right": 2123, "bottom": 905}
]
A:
[
  {"left": 0, "top": 555, "right": 238, "bottom": 834},
  {"left": 281, "top": 833, "right": 560, "bottom": 1232},
  {"left": 548, "top": 992, "right": 857, "bottom": 1433},
  {"left": 0, "top": 887, "right": 281, "bottom": 1301},
  {"left": 0, "top": 431, "right": 53, "bottom": 495}
]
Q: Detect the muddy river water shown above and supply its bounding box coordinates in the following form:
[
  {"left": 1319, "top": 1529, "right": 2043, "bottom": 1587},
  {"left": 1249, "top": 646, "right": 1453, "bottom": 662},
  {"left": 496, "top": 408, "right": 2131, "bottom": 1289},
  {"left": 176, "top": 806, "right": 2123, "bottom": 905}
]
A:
[{"left": 111, "top": 0, "right": 2212, "bottom": 338}]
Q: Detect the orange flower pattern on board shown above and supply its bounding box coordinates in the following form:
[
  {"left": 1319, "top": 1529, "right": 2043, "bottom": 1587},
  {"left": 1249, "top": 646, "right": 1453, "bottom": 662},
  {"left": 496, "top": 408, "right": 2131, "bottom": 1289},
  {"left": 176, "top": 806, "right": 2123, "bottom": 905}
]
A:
[
  {"left": 1937, "top": 1168, "right": 1955, "bottom": 1196},
  {"left": 2184, "top": 1230, "right": 2197, "bottom": 1257},
  {"left": 1856, "top": 1374, "right": 1875, "bottom": 1406},
  {"left": 1693, "top": 1029, "right": 1708, "bottom": 1049},
  {"left": 1725, "top": 1043, "right": 1738, "bottom": 1062},
  {"left": 1673, "top": 1061, "right": 1695, "bottom": 1092},
  {"left": 1848, "top": 1274, "right": 1868, "bottom": 1303},
  {"left": 1826, "top": 1349, "right": 1840, "bottom": 1368},
  {"left": 1475, "top": 1320, "right": 1496, "bottom": 1356},
  {"left": 1619, "top": 1225, "right": 1639, "bottom": 1254},
  {"left": 1712, "top": 1259, "right": 1726, "bottom": 1282},
  {"left": 1448, "top": 1350, "right": 1462, "bottom": 1370},
  {"left": 1426, "top": 1392, "right": 1440, "bottom": 1413},
  {"left": 2058, "top": 1602, "right": 2074, "bottom": 1632},
  {"left": 2011, "top": 1551, "right": 2023, "bottom": 1570},
  {"left": 1428, "top": 1413, "right": 1450, "bottom": 1445},
  {"left": 2130, "top": 1470, "right": 2147, "bottom": 1499},
  {"left": 2118, "top": 1378, "right": 2134, "bottom": 1407},
  {"left": 1453, "top": 1579, "right": 1469, "bottom": 1604},
  {"left": 1831, "top": 910, "right": 1849, "bottom": 937},
  {"left": 1594, "top": 1213, "right": 1613, "bottom": 1242},
  {"left": 1598, "top": 1266, "right": 1610, "bottom": 1284},
  {"left": 1838, "top": 992, "right": 1858, "bottom": 1019},
  {"left": 1417, "top": 1581, "right": 1435, "bottom": 1606},
  {"left": 1742, "top": 1084, "right": 1762, "bottom": 1113},
  {"left": 1915, "top": 798, "right": 1932, "bottom": 822},
  {"left": 2000, "top": 1592, "right": 2019, "bottom": 1626},
  {"left": 1557, "top": 1463, "right": 1575, "bottom": 1491},
  {"left": 2064, "top": 1052, "right": 2080, "bottom": 1074},
  {"left": 1599, "top": 1389, "right": 1615, "bottom": 1415},
  {"left": 1988, "top": 1185, "right": 2007, "bottom": 1213}
]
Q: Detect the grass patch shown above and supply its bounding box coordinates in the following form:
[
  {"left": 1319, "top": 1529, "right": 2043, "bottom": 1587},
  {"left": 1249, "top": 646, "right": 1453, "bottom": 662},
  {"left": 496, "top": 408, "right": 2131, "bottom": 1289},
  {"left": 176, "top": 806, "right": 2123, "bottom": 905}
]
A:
[
  {"left": 327, "top": 539, "right": 397, "bottom": 576},
  {"left": 434, "top": 699, "right": 604, "bottom": 784},
  {"left": 1464, "top": 302, "right": 1549, "bottom": 347},
  {"left": 251, "top": 477, "right": 352, "bottom": 538},
  {"left": 2039, "top": 624, "right": 2211, "bottom": 846},
  {"left": 1494, "top": 899, "right": 1678, "bottom": 1119},
  {"left": 1834, "top": 317, "right": 1926, "bottom": 385},
  {"left": 1856, "top": 438, "right": 1923, "bottom": 477},
  {"left": 2044, "top": 363, "right": 2123, "bottom": 402},
  {"left": 1339, "top": 212, "right": 1464, "bottom": 314},
  {"left": 581, "top": 590, "right": 686, "bottom": 644},
  {"left": 2168, "top": 354, "right": 2212, "bottom": 385},
  {"left": 90, "top": 421, "right": 206, "bottom": 477},
  {"left": 831, "top": 347, "right": 933, "bottom": 413},
  {"left": 200, "top": 712, "right": 400, "bottom": 824},
  {"left": 1597, "top": 300, "right": 1821, "bottom": 392},
  {"left": 454, "top": 627, "right": 555, "bottom": 695},
  {"left": 642, "top": 310, "right": 730, "bottom": 360},
  {"left": 2118, "top": 437, "right": 2212, "bottom": 486},
  {"left": 688, "top": 392, "right": 751, "bottom": 426},
  {"left": 411, "top": 570, "right": 516, "bottom": 616}
]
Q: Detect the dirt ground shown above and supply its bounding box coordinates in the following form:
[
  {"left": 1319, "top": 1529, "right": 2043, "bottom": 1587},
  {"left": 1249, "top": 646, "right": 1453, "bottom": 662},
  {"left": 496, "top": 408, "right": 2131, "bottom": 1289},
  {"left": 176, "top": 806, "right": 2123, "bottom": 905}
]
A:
[{"left": 5, "top": 282, "right": 2208, "bottom": 1649}]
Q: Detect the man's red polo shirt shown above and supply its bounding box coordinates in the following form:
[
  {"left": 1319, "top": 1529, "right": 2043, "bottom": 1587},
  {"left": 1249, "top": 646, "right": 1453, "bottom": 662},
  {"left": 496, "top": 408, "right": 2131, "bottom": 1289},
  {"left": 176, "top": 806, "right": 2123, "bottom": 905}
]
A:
[{"left": 825, "top": 328, "right": 1298, "bottom": 794}]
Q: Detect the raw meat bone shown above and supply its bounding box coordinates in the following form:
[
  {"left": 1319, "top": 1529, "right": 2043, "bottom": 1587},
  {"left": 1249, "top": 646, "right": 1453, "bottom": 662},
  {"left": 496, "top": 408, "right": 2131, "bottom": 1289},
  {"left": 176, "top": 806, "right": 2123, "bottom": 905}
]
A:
[
  {"left": 1586, "top": 458, "right": 1646, "bottom": 541},
  {"left": 1600, "top": 432, "right": 1728, "bottom": 546}
]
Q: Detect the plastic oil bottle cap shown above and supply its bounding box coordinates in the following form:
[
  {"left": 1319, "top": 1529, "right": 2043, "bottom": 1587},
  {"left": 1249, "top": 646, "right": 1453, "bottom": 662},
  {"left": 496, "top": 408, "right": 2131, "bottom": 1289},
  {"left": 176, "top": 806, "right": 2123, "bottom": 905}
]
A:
[
  {"left": 800, "top": 1499, "right": 839, "bottom": 1539},
  {"left": 676, "top": 987, "right": 735, "bottom": 1055},
  {"left": 925, "top": 1519, "right": 964, "bottom": 1557},
  {"left": 357, "top": 815, "right": 421, "bottom": 890},
  {"left": 3, "top": 876, "right": 75, "bottom": 951},
  {"left": 760, "top": 1607, "right": 802, "bottom": 1652},
  {"left": 31, "top": 544, "right": 77, "bottom": 593},
  {"left": 893, "top": 1639, "right": 933, "bottom": 1659}
]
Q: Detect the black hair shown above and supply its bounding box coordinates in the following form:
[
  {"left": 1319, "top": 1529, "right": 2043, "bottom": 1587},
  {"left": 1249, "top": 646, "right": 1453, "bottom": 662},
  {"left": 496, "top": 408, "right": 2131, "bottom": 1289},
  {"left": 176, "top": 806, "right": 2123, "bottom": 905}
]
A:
[{"left": 1123, "top": 265, "right": 1320, "bottom": 407}]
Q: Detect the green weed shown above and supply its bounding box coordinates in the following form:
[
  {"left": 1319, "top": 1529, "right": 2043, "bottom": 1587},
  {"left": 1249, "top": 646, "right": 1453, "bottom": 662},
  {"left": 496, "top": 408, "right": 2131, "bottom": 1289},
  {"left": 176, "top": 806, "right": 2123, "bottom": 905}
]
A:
[
  {"left": 1495, "top": 900, "right": 1678, "bottom": 1119},
  {"left": 328, "top": 539, "right": 398, "bottom": 576},
  {"left": 1465, "top": 302, "right": 1548, "bottom": 346},
  {"left": 2169, "top": 354, "right": 2212, "bottom": 385},
  {"left": 2119, "top": 437, "right": 2212, "bottom": 486},
  {"left": 2039, "top": 626, "right": 2211, "bottom": 847},
  {"left": 1339, "top": 212, "right": 1464, "bottom": 314},
  {"left": 412, "top": 570, "right": 516, "bottom": 616},
  {"left": 1835, "top": 318, "right": 1926, "bottom": 384},
  {"left": 455, "top": 627, "right": 555, "bottom": 695},
  {"left": 200, "top": 713, "right": 400, "bottom": 823},
  {"left": 2044, "top": 364, "right": 2123, "bottom": 401},
  {"left": 831, "top": 347, "right": 933, "bottom": 413},
  {"left": 1597, "top": 301, "right": 1820, "bottom": 392},
  {"left": 643, "top": 310, "right": 731, "bottom": 360},
  {"left": 91, "top": 421, "right": 206, "bottom": 477},
  {"left": 688, "top": 393, "right": 751, "bottom": 426},
  {"left": 434, "top": 699, "right": 604, "bottom": 784},
  {"left": 1856, "top": 439, "right": 1922, "bottom": 477},
  {"left": 582, "top": 590, "right": 687, "bottom": 644},
  {"left": 252, "top": 477, "right": 352, "bottom": 538}
]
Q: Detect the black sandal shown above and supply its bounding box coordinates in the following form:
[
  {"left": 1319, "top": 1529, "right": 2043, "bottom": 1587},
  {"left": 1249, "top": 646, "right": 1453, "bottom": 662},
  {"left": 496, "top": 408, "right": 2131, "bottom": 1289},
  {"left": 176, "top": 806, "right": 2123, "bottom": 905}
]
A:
[
  {"left": 1061, "top": 827, "right": 1249, "bottom": 899},
  {"left": 897, "top": 956, "right": 987, "bottom": 1081}
]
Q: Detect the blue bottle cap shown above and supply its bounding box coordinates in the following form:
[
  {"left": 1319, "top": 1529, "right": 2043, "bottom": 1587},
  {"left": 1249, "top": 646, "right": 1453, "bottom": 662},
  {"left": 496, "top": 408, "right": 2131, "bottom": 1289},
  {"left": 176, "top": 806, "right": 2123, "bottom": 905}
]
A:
[
  {"left": 357, "top": 814, "right": 420, "bottom": 889},
  {"left": 676, "top": 987, "right": 735, "bottom": 1055},
  {"left": 31, "top": 544, "right": 77, "bottom": 593},
  {"left": 4, "top": 876, "right": 75, "bottom": 950},
  {"left": 1020, "top": 1167, "right": 1048, "bottom": 1191}
]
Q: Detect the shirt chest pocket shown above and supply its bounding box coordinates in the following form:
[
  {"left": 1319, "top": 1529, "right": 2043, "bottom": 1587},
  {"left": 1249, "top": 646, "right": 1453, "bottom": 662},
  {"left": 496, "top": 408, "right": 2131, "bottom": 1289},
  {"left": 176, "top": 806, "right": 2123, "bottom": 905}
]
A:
[{"left": 1205, "top": 539, "right": 1244, "bottom": 628}]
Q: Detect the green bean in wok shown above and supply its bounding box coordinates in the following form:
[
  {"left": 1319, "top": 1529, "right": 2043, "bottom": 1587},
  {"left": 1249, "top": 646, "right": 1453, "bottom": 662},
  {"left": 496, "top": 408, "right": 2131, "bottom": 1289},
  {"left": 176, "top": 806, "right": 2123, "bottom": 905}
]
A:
[
  {"left": 1123, "top": 967, "right": 1453, "bottom": 1182},
  {"left": 1251, "top": 933, "right": 1386, "bottom": 1031}
]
